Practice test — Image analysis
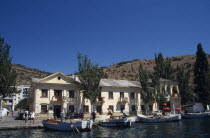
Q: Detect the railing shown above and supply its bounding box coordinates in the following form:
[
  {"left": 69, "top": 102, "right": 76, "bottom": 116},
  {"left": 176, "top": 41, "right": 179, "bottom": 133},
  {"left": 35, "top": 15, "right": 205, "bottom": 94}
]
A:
[
  {"left": 171, "top": 93, "right": 180, "bottom": 97},
  {"left": 52, "top": 96, "right": 63, "bottom": 102},
  {"left": 94, "top": 97, "right": 105, "bottom": 103},
  {"left": 118, "top": 97, "right": 128, "bottom": 103}
]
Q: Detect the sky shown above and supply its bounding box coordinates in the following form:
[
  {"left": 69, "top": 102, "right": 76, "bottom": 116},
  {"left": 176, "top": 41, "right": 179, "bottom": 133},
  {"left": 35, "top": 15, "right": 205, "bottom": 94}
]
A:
[{"left": 0, "top": 0, "right": 210, "bottom": 74}]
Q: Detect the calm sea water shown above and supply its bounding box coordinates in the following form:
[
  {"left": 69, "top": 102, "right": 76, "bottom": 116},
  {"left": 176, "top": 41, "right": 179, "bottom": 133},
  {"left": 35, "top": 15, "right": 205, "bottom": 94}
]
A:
[{"left": 1, "top": 118, "right": 210, "bottom": 138}]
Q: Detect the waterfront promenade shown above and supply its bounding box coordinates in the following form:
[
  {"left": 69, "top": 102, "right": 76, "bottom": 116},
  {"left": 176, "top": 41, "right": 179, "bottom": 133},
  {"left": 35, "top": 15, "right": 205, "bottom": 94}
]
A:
[
  {"left": 0, "top": 115, "right": 43, "bottom": 130},
  {"left": 0, "top": 114, "right": 100, "bottom": 130}
]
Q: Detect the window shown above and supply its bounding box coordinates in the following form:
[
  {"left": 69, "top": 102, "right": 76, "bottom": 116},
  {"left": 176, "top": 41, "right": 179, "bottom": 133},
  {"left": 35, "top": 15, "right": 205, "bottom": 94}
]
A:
[
  {"left": 108, "top": 92, "right": 113, "bottom": 99},
  {"left": 83, "top": 105, "right": 89, "bottom": 113},
  {"left": 131, "top": 105, "right": 136, "bottom": 111},
  {"left": 69, "top": 105, "right": 74, "bottom": 112},
  {"left": 141, "top": 105, "right": 145, "bottom": 111},
  {"left": 41, "top": 89, "right": 48, "bottom": 97},
  {"left": 9, "top": 100, "right": 13, "bottom": 103},
  {"left": 109, "top": 105, "right": 114, "bottom": 112},
  {"left": 130, "top": 92, "right": 135, "bottom": 99},
  {"left": 41, "top": 105, "right": 47, "bottom": 113},
  {"left": 149, "top": 105, "right": 153, "bottom": 111},
  {"left": 69, "top": 90, "right": 75, "bottom": 98},
  {"left": 120, "top": 92, "right": 124, "bottom": 98}
]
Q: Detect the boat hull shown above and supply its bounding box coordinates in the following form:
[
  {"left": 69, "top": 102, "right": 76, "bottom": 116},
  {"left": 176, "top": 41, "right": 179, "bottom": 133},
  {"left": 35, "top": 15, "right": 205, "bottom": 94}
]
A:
[
  {"left": 99, "top": 117, "right": 135, "bottom": 127},
  {"left": 181, "top": 113, "right": 210, "bottom": 119},
  {"left": 137, "top": 115, "right": 181, "bottom": 123},
  {"left": 42, "top": 120, "right": 93, "bottom": 131}
]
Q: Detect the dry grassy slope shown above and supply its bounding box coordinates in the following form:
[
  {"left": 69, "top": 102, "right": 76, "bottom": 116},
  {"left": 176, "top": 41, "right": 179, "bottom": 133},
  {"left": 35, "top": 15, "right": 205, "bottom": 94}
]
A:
[
  {"left": 13, "top": 54, "right": 210, "bottom": 85},
  {"left": 12, "top": 64, "right": 52, "bottom": 85},
  {"left": 101, "top": 54, "right": 210, "bottom": 83}
]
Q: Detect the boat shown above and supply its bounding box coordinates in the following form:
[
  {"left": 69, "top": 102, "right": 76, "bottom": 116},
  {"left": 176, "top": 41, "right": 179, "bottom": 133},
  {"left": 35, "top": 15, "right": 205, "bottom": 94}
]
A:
[
  {"left": 42, "top": 119, "right": 93, "bottom": 131},
  {"left": 181, "top": 112, "right": 210, "bottom": 119},
  {"left": 98, "top": 116, "right": 136, "bottom": 127},
  {"left": 137, "top": 114, "right": 181, "bottom": 123}
]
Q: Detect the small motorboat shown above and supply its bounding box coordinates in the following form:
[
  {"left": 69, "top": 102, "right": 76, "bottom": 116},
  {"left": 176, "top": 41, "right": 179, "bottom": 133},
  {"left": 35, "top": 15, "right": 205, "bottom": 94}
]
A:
[
  {"left": 181, "top": 112, "right": 210, "bottom": 119},
  {"left": 137, "top": 114, "right": 181, "bottom": 123},
  {"left": 98, "top": 116, "right": 136, "bottom": 127},
  {"left": 42, "top": 119, "right": 93, "bottom": 131}
]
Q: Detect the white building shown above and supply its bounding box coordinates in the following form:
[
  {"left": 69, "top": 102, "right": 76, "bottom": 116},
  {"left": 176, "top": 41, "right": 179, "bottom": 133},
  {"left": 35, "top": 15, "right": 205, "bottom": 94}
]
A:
[
  {"left": 29, "top": 72, "right": 181, "bottom": 118},
  {"left": 3, "top": 85, "right": 30, "bottom": 111}
]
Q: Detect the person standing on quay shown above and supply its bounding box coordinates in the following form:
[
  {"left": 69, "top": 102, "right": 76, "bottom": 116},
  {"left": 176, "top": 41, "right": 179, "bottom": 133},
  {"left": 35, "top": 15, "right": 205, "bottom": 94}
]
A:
[
  {"left": 91, "top": 109, "right": 96, "bottom": 122},
  {"left": 24, "top": 110, "right": 29, "bottom": 124},
  {"left": 30, "top": 111, "right": 35, "bottom": 125},
  {"left": 60, "top": 109, "right": 64, "bottom": 122}
]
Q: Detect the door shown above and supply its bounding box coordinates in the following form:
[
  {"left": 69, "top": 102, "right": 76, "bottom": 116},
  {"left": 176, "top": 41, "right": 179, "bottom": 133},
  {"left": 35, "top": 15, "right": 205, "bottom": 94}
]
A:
[
  {"left": 96, "top": 105, "right": 102, "bottom": 113},
  {"left": 120, "top": 105, "right": 125, "bottom": 113},
  {"left": 54, "top": 105, "right": 62, "bottom": 118}
]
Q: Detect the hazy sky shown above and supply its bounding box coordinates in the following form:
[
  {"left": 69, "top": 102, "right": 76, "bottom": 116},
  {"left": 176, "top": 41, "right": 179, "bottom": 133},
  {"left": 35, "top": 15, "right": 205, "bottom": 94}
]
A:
[{"left": 0, "top": 0, "right": 210, "bottom": 74}]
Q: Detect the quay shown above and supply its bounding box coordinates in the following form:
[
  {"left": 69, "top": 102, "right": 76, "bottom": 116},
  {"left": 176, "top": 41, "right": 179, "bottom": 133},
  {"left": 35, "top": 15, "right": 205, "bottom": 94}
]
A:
[
  {"left": 0, "top": 115, "right": 101, "bottom": 130},
  {"left": 0, "top": 116, "right": 44, "bottom": 130}
]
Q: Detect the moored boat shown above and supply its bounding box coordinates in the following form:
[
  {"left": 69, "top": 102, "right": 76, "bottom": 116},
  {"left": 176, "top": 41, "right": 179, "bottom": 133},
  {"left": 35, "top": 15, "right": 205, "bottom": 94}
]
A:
[
  {"left": 42, "top": 119, "right": 93, "bottom": 131},
  {"left": 99, "top": 116, "right": 135, "bottom": 127},
  {"left": 137, "top": 114, "right": 181, "bottom": 123},
  {"left": 181, "top": 113, "right": 210, "bottom": 119}
]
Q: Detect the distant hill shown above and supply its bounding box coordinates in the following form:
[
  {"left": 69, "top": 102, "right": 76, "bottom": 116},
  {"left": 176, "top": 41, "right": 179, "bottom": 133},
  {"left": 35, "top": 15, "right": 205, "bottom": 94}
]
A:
[
  {"left": 12, "top": 64, "right": 52, "bottom": 85},
  {"left": 101, "top": 54, "right": 210, "bottom": 86},
  {"left": 13, "top": 54, "right": 210, "bottom": 85}
]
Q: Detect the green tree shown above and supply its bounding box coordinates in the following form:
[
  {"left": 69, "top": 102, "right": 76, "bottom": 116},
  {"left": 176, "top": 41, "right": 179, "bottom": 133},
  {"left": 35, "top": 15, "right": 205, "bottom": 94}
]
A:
[
  {"left": 194, "top": 43, "right": 210, "bottom": 107},
  {"left": 153, "top": 53, "right": 174, "bottom": 110},
  {"left": 154, "top": 53, "right": 165, "bottom": 78},
  {"left": 154, "top": 53, "right": 175, "bottom": 80},
  {"left": 0, "top": 37, "right": 18, "bottom": 114},
  {"left": 15, "top": 98, "right": 28, "bottom": 110},
  {"left": 139, "top": 64, "right": 155, "bottom": 114},
  {"left": 176, "top": 66, "right": 193, "bottom": 104},
  {"left": 0, "top": 37, "right": 18, "bottom": 97},
  {"left": 164, "top": 58, "right": 175, "bottom": 80},
  {"left": 77, "top": 53, "right": 102, "bottom": 111}
]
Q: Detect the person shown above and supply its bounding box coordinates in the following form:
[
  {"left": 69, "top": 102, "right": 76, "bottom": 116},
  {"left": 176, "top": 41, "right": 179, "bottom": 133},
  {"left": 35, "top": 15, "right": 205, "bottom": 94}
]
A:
[
  {"left": 122, "top": 109, "right": 126, "bottom": 118},
  {"left": 91, "top": 109, "right": 96, "bottom": 122},
  {"left": 107, "top": 108, "right": 113, "bottom": 116},
  {"left": 60, "top": 109, "right": 64, "bottom": 122},
  {"left": 99, "top": 109, "right": 103, "bottom": 115},
  {"left": 24, "top": 110, "right": 29, "bottom": 124},
  {"left": 30, "top": 111, "right": 35, "bottom": 125},
  {"left": 7, "top": 110, "right": 9, "bottom": 116}
]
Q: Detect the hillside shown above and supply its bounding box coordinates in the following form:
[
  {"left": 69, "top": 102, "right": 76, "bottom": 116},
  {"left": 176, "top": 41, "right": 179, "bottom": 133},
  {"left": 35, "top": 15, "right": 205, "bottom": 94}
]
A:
[
  {"left": 12, "top": 64, "right": 52, "bottom": 85},
  {"left": 13, "top": 54, "right": 210, "bottom": 85},
  {"left": 101, "top": 54, "right": 210, "bottom": 85}
]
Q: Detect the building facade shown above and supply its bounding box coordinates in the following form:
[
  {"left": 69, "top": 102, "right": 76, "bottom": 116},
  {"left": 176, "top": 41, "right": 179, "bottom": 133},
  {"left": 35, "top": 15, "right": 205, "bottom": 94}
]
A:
[
  {"left": 3, "top": 85, "right": 30, "bottom": 111},
  {"left": 29, "top": 72, "right": 181, "bottom": 117}
]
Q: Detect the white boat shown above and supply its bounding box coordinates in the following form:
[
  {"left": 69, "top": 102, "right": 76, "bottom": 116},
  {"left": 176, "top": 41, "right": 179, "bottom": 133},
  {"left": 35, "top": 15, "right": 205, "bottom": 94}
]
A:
[
  {"left": 99, "top": 116, "right": 136, "bottom": 127},
  {"left": 137, "top": 114, "right": 181, "bottom": 123},
  {"left": 181, "top": 113, "right": 210, "bottom": 119},
  {"left": 42, "top": 119, "right": 93, "bottom": 131}
]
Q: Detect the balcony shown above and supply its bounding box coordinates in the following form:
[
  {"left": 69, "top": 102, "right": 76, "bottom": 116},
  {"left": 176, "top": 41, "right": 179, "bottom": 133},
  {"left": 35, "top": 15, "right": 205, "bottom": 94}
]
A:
[
  {"left": 118, "top": 97, "right": 128, "bottom": 103},
  {"left": 52, "top": 96, "right": 63, "bottom": 102},
  {"left": 171, "top": 93, "right": 180, "bottom": 97},
  {"left": 94, "top": 97, "right": 105, "bottom": 104}
]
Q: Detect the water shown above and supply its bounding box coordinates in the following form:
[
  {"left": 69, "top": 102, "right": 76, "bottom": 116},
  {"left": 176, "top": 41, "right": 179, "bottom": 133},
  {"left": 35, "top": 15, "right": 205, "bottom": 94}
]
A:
[{"left": 1, "top": 118, "right": 210, "bottom": 138}]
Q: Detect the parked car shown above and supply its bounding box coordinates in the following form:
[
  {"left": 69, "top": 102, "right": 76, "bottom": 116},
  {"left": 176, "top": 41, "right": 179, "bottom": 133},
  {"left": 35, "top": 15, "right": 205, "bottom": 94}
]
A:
[{"left": 16, "top": 110, "right": 31, "bottom": 120}]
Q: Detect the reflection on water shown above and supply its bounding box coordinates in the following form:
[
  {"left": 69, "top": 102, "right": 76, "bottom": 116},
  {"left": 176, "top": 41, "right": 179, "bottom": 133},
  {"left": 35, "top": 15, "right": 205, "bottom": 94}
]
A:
[{"left": 1, "top": 118, "right": 210, "bottom": 138}]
